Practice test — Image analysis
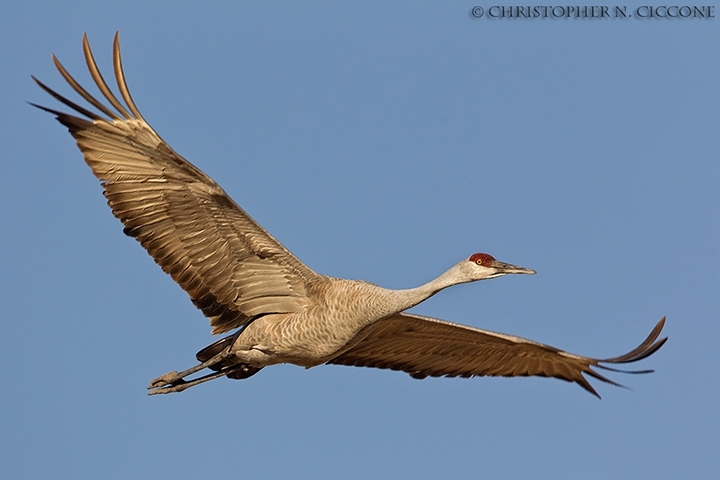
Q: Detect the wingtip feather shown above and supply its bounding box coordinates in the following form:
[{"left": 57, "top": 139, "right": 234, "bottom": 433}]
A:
[
  {"left": 82, "top": 32, "right": 132, "bottom": 119},
  {"left": 112, "top": 30, "right": 144, "bottom": 120}
]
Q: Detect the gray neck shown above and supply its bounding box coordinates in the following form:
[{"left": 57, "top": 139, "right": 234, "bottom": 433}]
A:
[{"left": 378, "top": 265, "right": 467, "bottom": 316}]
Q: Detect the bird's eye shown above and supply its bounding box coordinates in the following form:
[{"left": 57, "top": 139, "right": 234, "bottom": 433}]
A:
[{"left": 475, "top": 258, "right": 483, "bottom": 265}]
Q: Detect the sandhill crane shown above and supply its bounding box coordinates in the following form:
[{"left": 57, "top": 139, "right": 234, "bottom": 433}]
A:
[{"left": 32, "top": 33, "right": 666, "bottom": 397}]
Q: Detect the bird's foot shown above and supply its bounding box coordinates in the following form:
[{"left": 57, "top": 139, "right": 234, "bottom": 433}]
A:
[
  {"left": 148, "top": 380, "right": 192, "bottom": 395},
  {"left": 147, "top": 367, "right": 237, "bottom": 395},
  {"left": 148, "top": 371, "right": 183, "bottom": 389}
]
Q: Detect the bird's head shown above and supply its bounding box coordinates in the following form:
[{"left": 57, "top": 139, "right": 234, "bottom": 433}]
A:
[{"left": 461, "top": 253, "right": 536, "bottom": 281}]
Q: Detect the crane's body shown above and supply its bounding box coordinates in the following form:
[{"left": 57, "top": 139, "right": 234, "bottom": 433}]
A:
[
  {"left": 223, "top": 279, "right": 408, "bottom": 368},
  {"left": 235, "top": 280, "right": 415, "bottom": 365},
  {"left": 32, "top": 33, "right": 666, "bottom": 397}
]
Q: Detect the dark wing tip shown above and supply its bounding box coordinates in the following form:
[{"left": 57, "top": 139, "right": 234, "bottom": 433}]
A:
[
  {"left": 32, "top": 31, "right": 149, "bottom": 129},
  {"left": 600, "top": 317, "right": 667, "bottom": 364},
  {"left": 27, "top": 100, "right": 61, "bottom": 116},
  {"left": 31, "top": 74, "right": 103, "bottom": 121},
  {"left": 580, "top": 317, "right": 667, "bottom": 398}
]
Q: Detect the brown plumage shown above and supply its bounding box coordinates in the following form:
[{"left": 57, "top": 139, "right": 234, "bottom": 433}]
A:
[{"left": 32, "top": 32, "right": 666, "bottom": 397}]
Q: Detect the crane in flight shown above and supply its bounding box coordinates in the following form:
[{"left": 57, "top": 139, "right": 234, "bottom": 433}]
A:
[{"left": 32, "top": 33, "right": 666, "bottom": 397}]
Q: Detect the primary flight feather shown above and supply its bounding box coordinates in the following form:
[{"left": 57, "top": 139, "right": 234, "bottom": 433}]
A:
[{"left": 32, "top": 33, "right": 666, "bottom": 397}]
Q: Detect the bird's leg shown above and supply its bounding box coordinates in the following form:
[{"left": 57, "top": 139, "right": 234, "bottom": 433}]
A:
[{"left": 147, "top": 346, "right": 232, "bottom": 390}]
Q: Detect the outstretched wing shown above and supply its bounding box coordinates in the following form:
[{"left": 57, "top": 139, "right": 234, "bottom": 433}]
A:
[
  {"left": 329, "top": 314, "right": 666, "bottom": 397},
  {"left": 32, "top": 32, "right": 321, "bottom": 334}
]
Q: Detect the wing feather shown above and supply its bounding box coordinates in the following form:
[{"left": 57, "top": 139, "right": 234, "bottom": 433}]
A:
[
  {"left": 329, "top": 314, "right": 666, "bottom": 397},
  {"left": 33, "top": 32, "right": 321, "bottom": 334}
]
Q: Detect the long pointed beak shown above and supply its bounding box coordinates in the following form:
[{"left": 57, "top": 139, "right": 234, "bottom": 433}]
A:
[{"left": 493, "top": 260, "right": 536, "bottom": 275}]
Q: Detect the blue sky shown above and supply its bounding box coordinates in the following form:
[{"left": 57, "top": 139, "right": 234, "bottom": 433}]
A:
[{"left": 1, "top": 2, "right": 718, "bottom": 479}]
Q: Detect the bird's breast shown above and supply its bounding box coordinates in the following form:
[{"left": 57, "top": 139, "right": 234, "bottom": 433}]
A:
[{"left": 235, "top": 280, "right": 399, "bottom": 365}]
